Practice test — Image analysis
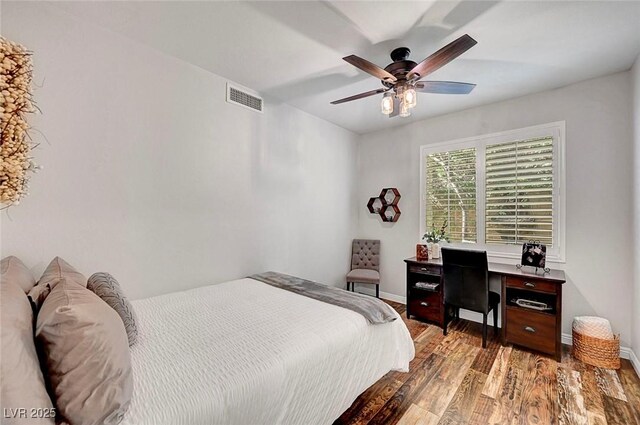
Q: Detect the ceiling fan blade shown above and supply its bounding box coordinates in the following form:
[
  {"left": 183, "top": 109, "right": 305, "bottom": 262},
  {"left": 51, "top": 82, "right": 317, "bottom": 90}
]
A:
[
  {"left": 343, "top": 55, "right": 397, "bottom": 82},
  {"left": 416, "top": 81, "right": 476, "bottom": 94},
  {"left": 389, "top": 97, "right": 400, "bottom": 118},
  {"left": 330, "top": 88, "right": 388, "bottom": 105},
  {"left": 407, "top": 34, "right": 477, "bottom": 81}
]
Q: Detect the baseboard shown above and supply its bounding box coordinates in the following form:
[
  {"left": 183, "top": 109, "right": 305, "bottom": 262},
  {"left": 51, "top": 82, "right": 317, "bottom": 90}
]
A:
[
  {"left": 380, "top": 291, "right": 406, "bottom": 304},
  {"left": 380, "top": 294, "right": 636, "bottom": 364},
  {"left": 629, "top": 349, "right": 640, "bottom": 377}
]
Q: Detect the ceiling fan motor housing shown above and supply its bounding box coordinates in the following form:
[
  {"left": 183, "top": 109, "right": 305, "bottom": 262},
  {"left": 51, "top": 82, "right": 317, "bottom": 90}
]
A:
[
  {"left": 382, "top": 47, "right": 417, "bottom": 88},
  {"left": 383, "top": 63, "right": 417, "bottom": 88},
  {"left": 390, "top": 47, "right": 411, "bottom": 61}
]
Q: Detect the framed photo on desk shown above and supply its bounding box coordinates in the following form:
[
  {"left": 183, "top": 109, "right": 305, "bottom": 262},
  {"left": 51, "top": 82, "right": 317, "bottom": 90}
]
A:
[{"left": 518, "top": 241, "right": 549, "bottom": 272}]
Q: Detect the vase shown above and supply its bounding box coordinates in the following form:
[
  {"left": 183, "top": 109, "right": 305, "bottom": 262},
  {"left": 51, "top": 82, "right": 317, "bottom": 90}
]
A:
[
  {"left": 432, "top": 243, "right": 441, "bottom": 259},
  {"left": 416, "top": 244, "right": 429, "bottom": 261}
]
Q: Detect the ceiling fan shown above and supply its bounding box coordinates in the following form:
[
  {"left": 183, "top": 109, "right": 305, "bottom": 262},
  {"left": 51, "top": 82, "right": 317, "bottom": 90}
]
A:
[{"left": 330, "top": 34, "right": 477, "bottom": 118}]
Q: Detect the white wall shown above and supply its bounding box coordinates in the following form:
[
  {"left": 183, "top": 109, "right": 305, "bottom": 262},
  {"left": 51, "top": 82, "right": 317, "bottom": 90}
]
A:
[
  {"left": 1, "top": 3, "right": 636, "bottom": 349},
  {"left": 0, "top": 2, "right": 359, "bottom": 300},
  {"left": 632, "top": 55, "right": 640, "bottom": 356},
  {"left": 357, "top": 72, "right": 635, "bottom": 346}
]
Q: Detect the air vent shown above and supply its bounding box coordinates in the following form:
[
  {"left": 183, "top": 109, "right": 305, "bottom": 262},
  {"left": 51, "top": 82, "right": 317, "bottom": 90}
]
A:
[{"left": 226, "top": 83, "right": 263, "bottom": 113}]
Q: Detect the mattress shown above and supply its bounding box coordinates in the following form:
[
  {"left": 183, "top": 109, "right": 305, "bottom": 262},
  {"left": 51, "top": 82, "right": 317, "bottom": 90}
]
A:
[{"left": 121, "top": 278, "right": 414, "bottom": 425}]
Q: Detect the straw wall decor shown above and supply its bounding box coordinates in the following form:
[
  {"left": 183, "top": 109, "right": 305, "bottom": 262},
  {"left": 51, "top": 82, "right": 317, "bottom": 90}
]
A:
[{"left": 0, "top": 36, "right": 39, "bottom": 207}]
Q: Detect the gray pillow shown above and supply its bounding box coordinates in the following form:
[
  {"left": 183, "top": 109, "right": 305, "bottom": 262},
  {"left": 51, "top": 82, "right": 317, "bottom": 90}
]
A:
[
  {"left": 87, "top": 273, "right": 137, "bottom": 346},
  {"left": 1, "top": 255, "right": 36, "bottom": 293},
  {"left": 1, "top": 257, "right": 55, "bottom": 424},
  {"left": 29, "top": 257, "right": 88, "bottom": 311},
  {"left": 36, "top": 278, "right": 132, "bottom": 425}
]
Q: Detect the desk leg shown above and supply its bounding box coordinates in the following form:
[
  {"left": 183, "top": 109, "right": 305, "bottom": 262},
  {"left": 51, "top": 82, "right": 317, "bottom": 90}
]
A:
[
  {"left": 556, "top": 285, "right": 563, "bottom": 362},
  {"left": 500, "top": 275, "right": 507, "bottom": 346}
]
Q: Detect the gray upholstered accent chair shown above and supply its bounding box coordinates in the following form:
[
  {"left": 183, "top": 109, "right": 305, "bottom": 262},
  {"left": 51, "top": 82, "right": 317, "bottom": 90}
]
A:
[{"left": 346, "top": 239, "right": 381, "bottom": 298}]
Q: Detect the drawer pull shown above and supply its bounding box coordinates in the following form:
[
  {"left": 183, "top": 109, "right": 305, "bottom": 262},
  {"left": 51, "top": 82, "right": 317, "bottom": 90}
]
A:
[
  {"left": 420, "top": 267, "right": 427, "bottom": 271},
  {"left": 524, "top": 326, "right": 536, "bottom": 333},
  {"left": 420, "top": 302, "right": 430, "bottom": 307},
  {"left": 524, "top": 282, "right": 536, "bottom": 288}
]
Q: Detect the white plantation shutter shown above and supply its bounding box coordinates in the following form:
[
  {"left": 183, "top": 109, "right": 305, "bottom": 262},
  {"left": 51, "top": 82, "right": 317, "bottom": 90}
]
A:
[
  {"left": 485, "top": 137, "right": 554, "bottom": 246},
  {"left": 425, "top": 148, "right": 477, "bottom": 243},
  {"left": 421, "top": 123, "right": 564, "bottom": 260}
]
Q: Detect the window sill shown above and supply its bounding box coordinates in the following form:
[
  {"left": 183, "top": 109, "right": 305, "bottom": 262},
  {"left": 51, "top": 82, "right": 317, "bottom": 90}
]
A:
[
  {"left": 439, "top": 243, "right": 566, "bottom": 264},
  {"left": 486, "top": 251, "right": 566, "bottom": 265}
]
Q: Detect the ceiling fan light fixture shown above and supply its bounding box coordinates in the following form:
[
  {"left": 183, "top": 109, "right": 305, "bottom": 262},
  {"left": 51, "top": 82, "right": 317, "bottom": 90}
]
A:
[
  {"left": 381, "top": 92, "right": 394, "bottom": 115},
  {"left": 403, "top": 87, "right": 417, "bottom": 109},
  {"left": 399, "top": 101, "right": 411, "bottom": 118}
]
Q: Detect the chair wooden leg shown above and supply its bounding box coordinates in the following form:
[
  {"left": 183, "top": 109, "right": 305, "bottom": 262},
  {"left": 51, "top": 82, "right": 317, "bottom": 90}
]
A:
[
  {"left": 493, "top": 307, "right": 499, "bottom": 335},
  {"left": 482, "top": 314, "right": 488, "bottom": 349},
  {"left": 375, "top": 284, "right": 379, "bottom": 298}
]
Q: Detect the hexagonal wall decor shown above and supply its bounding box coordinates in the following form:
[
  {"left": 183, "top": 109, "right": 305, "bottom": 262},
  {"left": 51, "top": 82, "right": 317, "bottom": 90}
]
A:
[
  {"left": 380, "top": 204, "right": 401, "bottom": 222},
  {"left": 367, "top": 197, "right": 383, "bottom": 214},
  {"left": 380, "top": 188, "right": 401, "bottom": 206},
  {"left": 367, "top": 188, "right": 401, "bottom": 222}
]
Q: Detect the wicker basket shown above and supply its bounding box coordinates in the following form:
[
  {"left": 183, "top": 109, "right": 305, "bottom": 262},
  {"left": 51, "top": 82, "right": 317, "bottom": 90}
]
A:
[{"left": 572, "top": 328, "right": 620, "bottom": 369}]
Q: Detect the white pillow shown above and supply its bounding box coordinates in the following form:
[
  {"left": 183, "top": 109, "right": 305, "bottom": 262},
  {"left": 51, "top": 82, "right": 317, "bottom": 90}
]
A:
[{"left": 573, "top": 316, "right": 614, "bottom": 340}]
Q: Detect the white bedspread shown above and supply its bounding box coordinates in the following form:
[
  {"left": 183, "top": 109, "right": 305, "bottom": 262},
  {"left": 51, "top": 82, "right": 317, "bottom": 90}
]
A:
[{"left": 121, "top": 278, "right": 414, "bottom": 425}]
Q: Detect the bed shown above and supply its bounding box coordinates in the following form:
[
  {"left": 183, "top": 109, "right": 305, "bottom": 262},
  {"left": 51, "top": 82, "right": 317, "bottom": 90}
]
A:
[{"left": 120, "top": 277, "right": 414, "bottom": 425}]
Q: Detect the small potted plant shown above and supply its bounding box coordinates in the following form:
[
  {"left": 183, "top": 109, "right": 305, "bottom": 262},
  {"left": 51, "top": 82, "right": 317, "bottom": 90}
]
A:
[{"left": 422, "top": 220, "right": 450, "bottom": 259}]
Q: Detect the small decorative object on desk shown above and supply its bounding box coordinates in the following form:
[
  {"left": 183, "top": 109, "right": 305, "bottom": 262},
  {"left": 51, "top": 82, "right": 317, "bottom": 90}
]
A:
[
  {"left": 422, "top": 220, "right": 450, "bottom": 259},
  {"left": 416, "top": 244, "right": 429, "bottom": 261},
  {"left": 516, "top": 240, "right": 549, "bottom": 273}
]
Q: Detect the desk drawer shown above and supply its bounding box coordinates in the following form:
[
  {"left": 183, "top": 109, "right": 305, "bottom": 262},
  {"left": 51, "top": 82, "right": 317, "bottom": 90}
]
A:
[
  {"left": 506, "top": 307, "right": 556, "bottom": 355},
  {"left": 506, "top": 276, "right": 557, "bottom": 294},
  {"left": 408, "top": 264, "right": 441, "bottom": 276},
  {"left": 408, "top": 293, "right": 441, "bottom": 322}
]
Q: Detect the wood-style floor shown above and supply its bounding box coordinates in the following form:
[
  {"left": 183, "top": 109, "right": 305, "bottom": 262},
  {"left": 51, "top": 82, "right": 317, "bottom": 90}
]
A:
[{"left": 336, "top": 300, "right": 640, "bottom": 425}]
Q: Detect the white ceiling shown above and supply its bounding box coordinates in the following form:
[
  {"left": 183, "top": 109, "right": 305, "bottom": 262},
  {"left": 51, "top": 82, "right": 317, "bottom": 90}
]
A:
[{"left": 49, "top": 1, "right": 640, "bottom": 135}]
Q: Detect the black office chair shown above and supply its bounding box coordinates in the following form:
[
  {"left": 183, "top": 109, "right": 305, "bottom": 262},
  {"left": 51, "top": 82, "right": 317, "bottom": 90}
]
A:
[{"left": 441, "top": 247, "right": 500, "bottom": 348}]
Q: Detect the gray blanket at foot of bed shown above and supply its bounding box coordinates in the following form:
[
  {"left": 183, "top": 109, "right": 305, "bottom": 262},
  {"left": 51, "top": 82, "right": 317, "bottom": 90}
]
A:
[{"left": 250, "top": 271, "right": 397, "bottom": 324}]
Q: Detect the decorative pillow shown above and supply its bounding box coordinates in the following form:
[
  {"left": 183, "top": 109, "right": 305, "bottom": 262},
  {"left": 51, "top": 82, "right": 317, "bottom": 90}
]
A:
[
  {"left": 1, "top": 255, "right": 36, "bottom": 293},
  {"left": 29, "top": 257, "right": 87, "bottom": 310},
  {"left": 36, "top": 278, "right": 132, "bottom": 425},
  {"left": 1, "top": 259, "right": 55, "bottom": 424},
  {"left": 573, "top": 316, "right": 614, "bottom": 340},
  {"left": 87, "top": 272, "right": 138, "bottom": 347},
  {"left": 38, "top": 256, "right": 86, "bottom": 288}
]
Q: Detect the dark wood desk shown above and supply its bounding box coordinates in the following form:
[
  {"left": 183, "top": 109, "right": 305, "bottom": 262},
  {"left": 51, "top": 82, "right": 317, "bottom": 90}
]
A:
[{"left": 404, "top": 257, "right": 566, "bottom": 361}]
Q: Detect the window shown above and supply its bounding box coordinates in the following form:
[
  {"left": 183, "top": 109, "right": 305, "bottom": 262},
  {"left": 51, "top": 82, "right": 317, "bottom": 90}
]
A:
[
  {"left": 485, "top": 137, "right": 553, "bottom": 246},
  {"left": 420, "top": 122, "right": 565, "bottom": 261},
  {"left": 425, "top": 148, "right": 477, "bottom": 243}
]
